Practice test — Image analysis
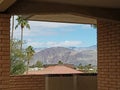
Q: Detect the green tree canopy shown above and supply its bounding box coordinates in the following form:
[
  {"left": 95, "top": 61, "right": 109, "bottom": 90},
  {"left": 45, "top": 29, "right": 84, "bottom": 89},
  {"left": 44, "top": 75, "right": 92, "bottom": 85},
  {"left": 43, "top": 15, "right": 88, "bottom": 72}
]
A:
[
  {"left": 10, "top": 39, "right": 26, "bottom": 75},
  {"left": 58, "top": 60, "right": 63, "bottom": 64},
  {"left": 77, "top": 63, "right": 97, "bottom": 73},
  {"left": 35, "top": 61, "right": 43, "bottom": 68}
]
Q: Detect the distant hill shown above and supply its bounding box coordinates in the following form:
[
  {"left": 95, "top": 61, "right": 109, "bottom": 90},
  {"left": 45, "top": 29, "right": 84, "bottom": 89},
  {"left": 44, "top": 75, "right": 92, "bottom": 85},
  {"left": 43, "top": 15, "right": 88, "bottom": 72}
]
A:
[{"left": 30, "top": 45, "right": 97, "bottom": 66}]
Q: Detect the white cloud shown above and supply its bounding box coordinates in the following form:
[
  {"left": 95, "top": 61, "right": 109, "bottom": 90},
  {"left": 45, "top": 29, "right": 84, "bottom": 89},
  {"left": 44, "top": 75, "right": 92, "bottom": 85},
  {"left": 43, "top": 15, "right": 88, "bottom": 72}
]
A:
[
  {"left": 11, "top": 17, "right": 78, "bottom": 38},
  {"left": 27, "top": 41, "right": 82, "bottom": 48},
  {"left": 80, "top": 24, "right": 91, "bottom": 29},
  {"left": 11, "top": 16, "right": 92, "bottom": 38},
  {"left": 12, "top": 27, "right": 58, "bottom": 39}
]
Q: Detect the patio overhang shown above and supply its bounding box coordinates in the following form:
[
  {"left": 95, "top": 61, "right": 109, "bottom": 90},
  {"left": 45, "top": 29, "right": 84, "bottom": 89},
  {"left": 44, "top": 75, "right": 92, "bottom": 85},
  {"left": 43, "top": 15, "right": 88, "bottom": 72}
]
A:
[
  {"left": 23, "top": 14, "right": 97, "bottom": 24},
  {"left": 0, "top": 0, "right": 119, "bottom": 23},
  {"left": 0, "top": 0, "right": 16, "bottom": 12}
]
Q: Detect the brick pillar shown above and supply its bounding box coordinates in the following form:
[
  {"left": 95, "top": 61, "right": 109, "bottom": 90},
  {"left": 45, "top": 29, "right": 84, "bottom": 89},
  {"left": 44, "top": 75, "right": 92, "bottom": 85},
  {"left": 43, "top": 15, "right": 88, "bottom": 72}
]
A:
[
  {"left": 97, "top": 20, "right": 120, "bottom": 90},
  {"left": 0, "top": 14, "right": 10, "bottom": 90}
]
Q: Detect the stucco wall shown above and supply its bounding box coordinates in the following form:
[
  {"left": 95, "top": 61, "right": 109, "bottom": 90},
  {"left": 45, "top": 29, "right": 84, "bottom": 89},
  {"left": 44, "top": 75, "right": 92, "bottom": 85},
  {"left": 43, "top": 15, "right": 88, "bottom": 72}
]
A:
[
  {"left": 46, "top": 74, "right": 97, "bottom": 90},
  {"left": 47, "top": 75, "right": 74, "bottom": 90},
  {"left": 77, "top": 74, "right": 97, "bottom": 90}
]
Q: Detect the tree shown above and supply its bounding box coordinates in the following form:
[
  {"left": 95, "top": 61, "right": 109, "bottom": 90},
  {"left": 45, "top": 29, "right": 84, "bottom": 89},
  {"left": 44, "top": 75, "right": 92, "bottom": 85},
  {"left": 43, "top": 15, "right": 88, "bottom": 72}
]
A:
[
  {"left": 58, "top": 60, "right": 63, "bottom": 64},
  {"left": 84, "top": 64, "right": 93, "bottom": 73},
  {"left": 78, "top": 63, "right": 84, "bottom": 70},
  {"left": 91, "top": 24, "right": 97, "bottom": 29},
  {"left": 10, "top": 39, "right": 26, "bottom": 75},
  {"left": 77, "top": 63, "right": 97, "bottom": 73},
  {"left": 25, "top": 46, "right": 35, "bottom": 74},
  {"left": 11, "top": 60, "right": 26, "bottom": 75},
  {"left": 15, "top": 16, "right": 30, "bottom": 50},
  {"left": 35, "top": 61, "right": 43, "bottom": 68}
]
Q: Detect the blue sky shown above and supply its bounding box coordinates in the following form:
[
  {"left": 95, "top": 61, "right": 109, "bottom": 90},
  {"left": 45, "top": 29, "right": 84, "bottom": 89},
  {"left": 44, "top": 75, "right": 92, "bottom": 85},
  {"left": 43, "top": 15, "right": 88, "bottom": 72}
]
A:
[{"left": 11, "top": 17, "right": 97, "bottom": 48}]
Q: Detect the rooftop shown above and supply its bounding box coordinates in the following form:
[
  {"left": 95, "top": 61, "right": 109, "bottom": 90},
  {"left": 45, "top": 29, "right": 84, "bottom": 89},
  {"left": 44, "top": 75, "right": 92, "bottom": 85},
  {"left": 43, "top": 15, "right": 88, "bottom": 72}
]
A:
[{"left": 28, "top": 65, "right": 83, "bottom": 75}]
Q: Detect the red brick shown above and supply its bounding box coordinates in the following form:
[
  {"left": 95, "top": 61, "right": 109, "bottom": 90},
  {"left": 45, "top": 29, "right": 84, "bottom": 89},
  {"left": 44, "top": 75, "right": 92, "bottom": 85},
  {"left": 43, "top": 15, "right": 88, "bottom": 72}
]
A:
[
  {"left": 97, "top": 19, "right": 120, "bottom": 90},
  {"left": 0, "top": 14, "right": 10, "bottom": 90},
  {"left": 10, "top": 75, "right": 45, "bottom": 90}
]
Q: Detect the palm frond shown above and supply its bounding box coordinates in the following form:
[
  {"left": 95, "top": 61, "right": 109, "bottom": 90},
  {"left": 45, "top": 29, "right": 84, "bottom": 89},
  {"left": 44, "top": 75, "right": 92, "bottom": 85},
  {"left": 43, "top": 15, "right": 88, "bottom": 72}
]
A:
[
  {"left": 15, "top": 16, "right": 30, "bottom": 30},
  {"left": 26, "top": 23, "right": 30, "bottom": 29},
  {"left": 15, "top": 24, "right": 19, "bottom": 29},
  {"left": 91, "top": 24, "right": 97, "bottom": 29}
]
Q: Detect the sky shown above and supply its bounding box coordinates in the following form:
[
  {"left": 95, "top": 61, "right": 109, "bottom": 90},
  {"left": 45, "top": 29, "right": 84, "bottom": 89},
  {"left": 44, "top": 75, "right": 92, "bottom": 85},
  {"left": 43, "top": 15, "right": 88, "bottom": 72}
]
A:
[{"left": 11, "top": 16, "right": 97, "bottom": 48}]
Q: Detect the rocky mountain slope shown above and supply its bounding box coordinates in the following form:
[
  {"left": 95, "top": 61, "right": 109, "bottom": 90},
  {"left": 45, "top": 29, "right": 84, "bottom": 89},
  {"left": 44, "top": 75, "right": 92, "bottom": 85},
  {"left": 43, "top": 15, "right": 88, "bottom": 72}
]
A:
[{"left": 30, "top": 46, "right": 97, "bottom": 66}]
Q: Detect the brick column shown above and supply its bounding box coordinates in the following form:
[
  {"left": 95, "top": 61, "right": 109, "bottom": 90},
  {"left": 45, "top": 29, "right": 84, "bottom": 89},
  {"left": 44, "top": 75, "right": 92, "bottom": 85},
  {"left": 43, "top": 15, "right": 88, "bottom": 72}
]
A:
[
  {"left": 97, "top": 20, "right": 120, "bottom": 90},
  {"left": 0, "top": 14, "right": 10, "bottom": 90}
]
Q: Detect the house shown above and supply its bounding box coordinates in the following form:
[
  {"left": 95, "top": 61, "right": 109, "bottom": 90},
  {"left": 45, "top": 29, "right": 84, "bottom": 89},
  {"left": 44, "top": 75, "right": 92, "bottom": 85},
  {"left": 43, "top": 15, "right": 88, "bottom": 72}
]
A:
[{"left": 27, "top": 65, "right": 83, "bottom": 75}]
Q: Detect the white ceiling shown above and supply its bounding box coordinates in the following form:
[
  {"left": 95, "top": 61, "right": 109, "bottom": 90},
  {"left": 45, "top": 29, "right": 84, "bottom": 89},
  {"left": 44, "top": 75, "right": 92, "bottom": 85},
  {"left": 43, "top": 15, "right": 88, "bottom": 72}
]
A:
[{"left": 25, "top": 14, "right": 97, "bottom": 24}]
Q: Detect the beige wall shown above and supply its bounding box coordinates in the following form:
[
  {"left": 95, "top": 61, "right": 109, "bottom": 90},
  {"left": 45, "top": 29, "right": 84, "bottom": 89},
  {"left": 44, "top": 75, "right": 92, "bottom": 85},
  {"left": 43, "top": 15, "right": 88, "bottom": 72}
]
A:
[
  {"left": 77, "top": 75, "right": 97, "bottom": 90},
  {"left": 46, "top": 74, "right": 97, "bottom": 90},
  {"left": 47, "top": 75, "right": 74, "bottom": 90}
]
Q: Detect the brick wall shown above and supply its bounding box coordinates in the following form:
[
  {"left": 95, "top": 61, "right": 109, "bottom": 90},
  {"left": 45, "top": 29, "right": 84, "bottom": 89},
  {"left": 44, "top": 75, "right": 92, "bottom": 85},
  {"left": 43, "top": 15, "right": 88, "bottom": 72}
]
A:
[
  {"left": 10, "top": 74, "right": 96, "bottom": 90},
  {"left": 10, "top": 75, "right": 45, "bottom": 90},
  {"left": 97, "top": 20, "right": 120, "bottom": 90},
  {"left": 0, "top": 14, "right": 10, "bottom": 90}
]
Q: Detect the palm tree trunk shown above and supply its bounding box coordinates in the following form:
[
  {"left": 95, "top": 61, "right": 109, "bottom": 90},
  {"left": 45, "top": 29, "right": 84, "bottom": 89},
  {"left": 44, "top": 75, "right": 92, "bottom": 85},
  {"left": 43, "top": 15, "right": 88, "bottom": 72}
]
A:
[
  {"left": 26, "top": 60, "right": 29, "bottom": 74},
  {"left": 11, "top": 16, "right": 14, "bottom": 53},
  {"left": 21, "top": 27, "right": 23, "bottom": 50},
  {"left": 11, "top": 15, "right": 14, "bottom": 40}
]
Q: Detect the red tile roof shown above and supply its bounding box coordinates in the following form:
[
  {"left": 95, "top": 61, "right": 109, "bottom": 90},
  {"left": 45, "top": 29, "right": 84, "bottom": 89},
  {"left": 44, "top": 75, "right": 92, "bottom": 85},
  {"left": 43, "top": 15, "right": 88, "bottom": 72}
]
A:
[{"left": 28, "top": 65, "right": 83, "bottom": 75}]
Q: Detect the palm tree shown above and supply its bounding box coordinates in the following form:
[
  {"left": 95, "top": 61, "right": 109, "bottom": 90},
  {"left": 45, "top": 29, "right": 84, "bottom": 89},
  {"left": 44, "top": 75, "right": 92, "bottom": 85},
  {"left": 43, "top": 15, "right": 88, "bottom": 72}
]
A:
[
  {"left": 58, "top": 60, "right": 63, "bottom": 64},
  {"left": 25, "top": 46, "right": 35, "bottom": 74},
  {"left": 91, "top": 24, "right": 97, "bottom": 29},
  {"left": 15, "top": 16, "right": 30, "bottom": 50}
]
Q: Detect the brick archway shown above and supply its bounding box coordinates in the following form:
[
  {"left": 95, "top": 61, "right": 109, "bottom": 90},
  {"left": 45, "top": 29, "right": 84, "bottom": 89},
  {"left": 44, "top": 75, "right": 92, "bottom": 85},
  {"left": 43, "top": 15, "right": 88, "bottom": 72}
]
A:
[{"left": 0, "top": 14, "right": 120, "bottom": 90}]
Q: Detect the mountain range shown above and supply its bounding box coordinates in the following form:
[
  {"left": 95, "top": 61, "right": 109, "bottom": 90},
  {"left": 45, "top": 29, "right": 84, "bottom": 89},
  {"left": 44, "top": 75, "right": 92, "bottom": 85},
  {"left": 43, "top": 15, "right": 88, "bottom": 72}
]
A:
[{"left": 30, "top": 45, "right": 97, "bottom": 66}]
